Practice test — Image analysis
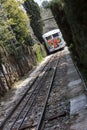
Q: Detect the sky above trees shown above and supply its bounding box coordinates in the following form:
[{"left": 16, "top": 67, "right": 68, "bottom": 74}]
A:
[
  {"left": 34, "top": 0, "right": 43, "bottom": 5},
  {"left": 34, "top": 0, "right": 50, "bottom": 6}
]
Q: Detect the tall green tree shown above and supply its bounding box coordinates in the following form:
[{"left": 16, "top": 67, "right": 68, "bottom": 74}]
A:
[
  {"left": 50, "top": 0, "right": 87, "bottom": 69},
  {"left": 0, "top": 3, "right": 14, "bottom": 91},
  {"left": 1, "top": 0, "right": 31, "bottom": 45},
  {"left": 24, "top": 0, "right": 43, "bottom": 43},
  {"left": 0, "top": 3, "right": 14, "bottom": 57}
]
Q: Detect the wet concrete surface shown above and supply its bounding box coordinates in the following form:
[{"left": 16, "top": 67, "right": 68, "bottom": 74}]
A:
[
  {"left": 66, "top": 48, "right": 87, "bottom": 130},
  {"left": 70, "top": 94, "right": 87, "bottom": 115},
  {"left": 70, "top": 109, "right": 87, "bottom": 130}
]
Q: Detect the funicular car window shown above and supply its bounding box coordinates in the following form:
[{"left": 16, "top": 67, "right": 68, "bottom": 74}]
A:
[
  {"left": 46, "top": 35, "right": 52, "bottom": 41},
  {"left": 53, "top": 33, "right": 58, "bottom": 38}
]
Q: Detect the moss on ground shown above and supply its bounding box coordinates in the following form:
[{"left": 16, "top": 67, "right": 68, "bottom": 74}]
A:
[{"left": 33, "top": 43, "right": 47, "bottom": 63}]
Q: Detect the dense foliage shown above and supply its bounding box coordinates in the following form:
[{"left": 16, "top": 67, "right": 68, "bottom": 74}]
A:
[
  {"left": 1, "top": 0, "right": 31, "bottom": 45},
  {"left": 49, "top": 0, "right": 87, "bottom": 70},
  {"left": 24, "top": 0, "right": 43, "bottom": 43},
  {"left": 0, "top": 1, "right": 46, "bottom": 96},
  {"left": 0, "top": 3, "right": 15, "bottom": 60},
  {"left": 49, "top": 0, "right": 73, "bottom": 45}
]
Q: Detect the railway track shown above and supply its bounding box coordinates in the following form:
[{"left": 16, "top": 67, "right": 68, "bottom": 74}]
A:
[
  {"left": 0, "top": 51, "right": 69, "bottom": 130},
  {"left": 41, "top": 50, "right": 70, "bottom": 130},
  {"left": 0, "top": 51, "right": 62, "bottom": 130}
]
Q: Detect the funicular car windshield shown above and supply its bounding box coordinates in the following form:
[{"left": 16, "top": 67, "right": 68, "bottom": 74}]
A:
[
  {"left": 42, "top": 29, "right": 66, "bottom": 53},
  {"left": 53, "top": 33, "right": 59, "bottom": 38}
]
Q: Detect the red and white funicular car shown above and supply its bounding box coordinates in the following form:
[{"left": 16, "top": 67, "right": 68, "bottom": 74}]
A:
[{"left": 42, "top": 29, "right": 66, "bottom": 53}]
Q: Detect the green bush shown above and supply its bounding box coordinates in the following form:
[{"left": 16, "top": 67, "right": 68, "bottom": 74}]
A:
[{"left": 33, "top": 43, "right": 46, "bottom": 63}]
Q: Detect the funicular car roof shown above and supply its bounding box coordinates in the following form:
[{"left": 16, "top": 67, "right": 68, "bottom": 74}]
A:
[{"left": 42, "top": 29, "right": 60, "bottom": 38}]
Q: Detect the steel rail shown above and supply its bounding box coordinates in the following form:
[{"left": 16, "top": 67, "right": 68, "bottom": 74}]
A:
[
  {"left": 0, "top": 77, "right": 38, "bottom": 130},
  {"left": 36, "top": 52, "right": 61, "bottom": 130},
  {"left": 16, "top": 55, "right": 57, "bottom": 130},
  {"left": 17, "top": 52, "right": 61, "bottom": 130},
  {"left": 10, "top": 68, "right": 50, "bottom": 130},
  {"left": 17, "top": 69, "right": 49, "bottom": 130},
  {"left": 0, "top": 55, "right": 53, "bottom": 130}
]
